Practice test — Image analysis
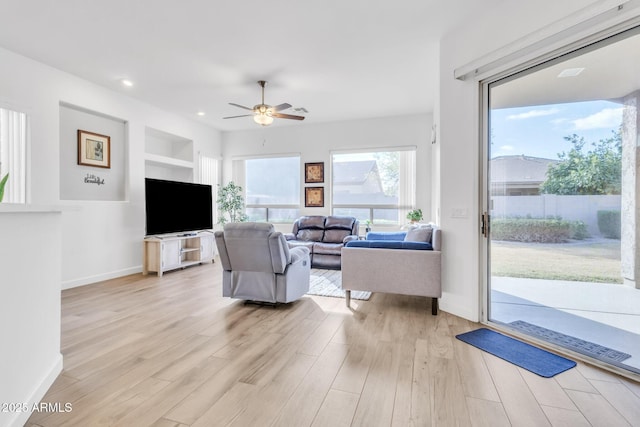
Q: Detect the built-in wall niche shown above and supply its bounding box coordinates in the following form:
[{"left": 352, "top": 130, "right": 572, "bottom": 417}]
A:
[
  {"left": 59, "top": 103, "right": 127, "bottom": 201},
  {"left": 144, "top": 127, "right": 194, "bottom": 182}
]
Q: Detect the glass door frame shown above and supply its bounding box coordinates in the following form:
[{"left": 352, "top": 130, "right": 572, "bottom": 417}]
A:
[
  {"left": 480, "top": 82, "right": 491, "bottom": 325},
  {"left": 481, "top": 20, "right": 640, "bottom": 324},
  {"left": 479, "top": 20, "right": 640, "bottom": 380}
]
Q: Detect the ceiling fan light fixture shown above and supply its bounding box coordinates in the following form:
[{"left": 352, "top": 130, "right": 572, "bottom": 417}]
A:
[
  {"left": 224, "top": 80, "right": 304, "bottom": 125},
  {"left": 254, "top": 113, "right": 274, "bottom": 126}
]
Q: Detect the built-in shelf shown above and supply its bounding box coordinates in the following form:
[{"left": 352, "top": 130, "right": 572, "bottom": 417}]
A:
[
  {"left": 145, "top": 127, "right": 194, "bottom": 181},
  {"left": 144, "top": 153, "right": 194, "bottom": 169}
]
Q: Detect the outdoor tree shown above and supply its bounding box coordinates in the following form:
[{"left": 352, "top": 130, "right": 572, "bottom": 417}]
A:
[
  {"left": 373, "top": 151, "right": 399, "bottom": 196},
  {"left": 216, "top": 181, "right": 249, "bottom": 224},
  {"left": 540, "top": 129, "right": 622, "bottom": 195}
]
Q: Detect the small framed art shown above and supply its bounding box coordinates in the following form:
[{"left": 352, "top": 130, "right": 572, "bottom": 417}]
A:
[
  {"left": 304, "top": 162, "right": 324, "bottom": 183},
  {"left": 305, "top": 186, "right": 324, "bottom": 207},
  {"left": 78, "top": 129, "right": 111, "bottom": 168}
]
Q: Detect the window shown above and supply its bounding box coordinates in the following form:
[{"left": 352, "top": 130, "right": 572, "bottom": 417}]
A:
[
  {"left": 332, "top": 148, "right": 416, "bottom": 224},
  {"left": 0, "top": 107, "right": 27, "bottom": 203},
  {"left": 233, "top": 155, "right": 300, "bottom": 223}
]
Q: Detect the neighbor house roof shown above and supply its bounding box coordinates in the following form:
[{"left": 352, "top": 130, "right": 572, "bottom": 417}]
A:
[
  {"left": 332, "top": 160, "right": 378, "bottom": 185},
  {"left": 490, "top": 155, "right": 557, "bottom": 185}
]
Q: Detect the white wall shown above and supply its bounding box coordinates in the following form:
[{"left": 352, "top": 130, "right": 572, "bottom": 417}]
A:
[
  {"left": 436, "top": 0, "right": 637, "bottom": 320},
  {"left": 221, "top": 114, "right": 433, "bottom": 232},
  {"left": 0, "top": 46, "right": 223, "bottom": 289},
  {"left": 0, "top": 209, "right": 62, "bottom": 427}
]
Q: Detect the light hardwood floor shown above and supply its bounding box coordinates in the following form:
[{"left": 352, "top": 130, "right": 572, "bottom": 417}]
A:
[{"left": 27, "top": 261, "right": 640, "bottom": 427}]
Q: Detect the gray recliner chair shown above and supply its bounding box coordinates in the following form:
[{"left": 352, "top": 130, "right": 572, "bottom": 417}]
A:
[{"left": 214, "top": 222, "right": 311, "bottom": 304}]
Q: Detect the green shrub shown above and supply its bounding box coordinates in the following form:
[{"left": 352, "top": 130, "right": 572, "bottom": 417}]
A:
[
  {"left": 569, "top": 220, "right": 589, "bottom": 240},
  {"left": 491, "top": 218, "right": 572, "bottom": 243},
  {"left": 597, "top": 210, "right": 621, "bottom": 239}
]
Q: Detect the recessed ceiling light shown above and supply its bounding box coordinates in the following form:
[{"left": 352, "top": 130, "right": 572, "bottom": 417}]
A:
[
  {"left": 121, "top": 79, "right": 134, "bottom": 87},
  {"left": 197, "top": 111, "right": 205, "bottom": 116},
  {"left": 557, "top": 68, "right": 585, "bottom": 78}
]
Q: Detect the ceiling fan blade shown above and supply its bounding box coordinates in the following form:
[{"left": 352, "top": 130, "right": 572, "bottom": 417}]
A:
[
  {"left": 223, "top": 114, "right": 254, "bottom": 119},
  {"left": 272, "top": 103, "right": 292, "bottom": 112},
  {"left": 272, "top": 112, "right": 305, "bottom": 120},
  {"left": 229, "top": 102, "right": 254, "bottom": 111}
]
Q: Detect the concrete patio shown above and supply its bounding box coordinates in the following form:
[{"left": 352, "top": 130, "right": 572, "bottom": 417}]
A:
[{"left": 491, "top": 276, "right": 640, "bottom": 373}]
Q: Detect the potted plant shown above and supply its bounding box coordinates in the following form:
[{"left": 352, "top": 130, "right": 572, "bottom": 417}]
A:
[
  {"left": 216, "top": 181, "right": 249, "bottom": 225},
  {"left": 406, "top": 208, "right": 423, "bottom": 223},
  {"left": 365, "top": 219, "right": 372, "bottom": 233},
  {"left": 0, "top": 173, "right": 8, "bottom": 203}
]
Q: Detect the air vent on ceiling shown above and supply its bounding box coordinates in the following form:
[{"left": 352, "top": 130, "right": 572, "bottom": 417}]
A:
[{"left": 557, "top": 68, "right": 585, "bottom": 78}]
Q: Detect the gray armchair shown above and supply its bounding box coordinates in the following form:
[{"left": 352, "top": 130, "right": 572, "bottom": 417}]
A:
[{"left": 214, "top": 222, "right": 311, "bottom": 304}]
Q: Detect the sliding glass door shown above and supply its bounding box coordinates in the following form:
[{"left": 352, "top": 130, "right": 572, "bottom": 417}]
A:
[{"left": 485, "top": 26, "right": 640, "bottom": 374}]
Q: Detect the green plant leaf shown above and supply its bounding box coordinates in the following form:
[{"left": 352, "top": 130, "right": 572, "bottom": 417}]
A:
[
  {"left": 0, "top": 173, "right": 8, "bottom": 203},
  {"left": 216, "top": 181, "right": 248, "bottom": 224},
  {"left": 406, "top": 208, "right": 423, "bottom": 221}
]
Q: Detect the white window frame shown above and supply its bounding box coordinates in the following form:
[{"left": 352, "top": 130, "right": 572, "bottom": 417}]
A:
[
  {"left": 330, "top": 146, "right": 417, "bottom": 225},
  {"left": 232, "top": 153, "right": 301, "bottom": 222}
]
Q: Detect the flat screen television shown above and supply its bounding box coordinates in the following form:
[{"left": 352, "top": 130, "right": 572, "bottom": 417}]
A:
[{"left": 145, "top": 178, "right": 213, "bottom": 236}]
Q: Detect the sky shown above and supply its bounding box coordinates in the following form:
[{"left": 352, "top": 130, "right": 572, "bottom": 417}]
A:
[{"left": 490, "top": 99, "right": 623, "bottom": 160}]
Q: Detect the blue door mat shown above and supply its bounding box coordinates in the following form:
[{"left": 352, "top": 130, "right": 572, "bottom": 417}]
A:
[
  {"left": 456, "top": 328, "right": 576, "bottom": 378},
  {"left": 509, "top": 320, "right": 631, "bottom": 363}
]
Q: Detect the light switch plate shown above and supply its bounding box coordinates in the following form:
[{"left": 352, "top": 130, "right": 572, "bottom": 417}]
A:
[{"left": 451, "top": 208, "right": 468, "bottom": 218}]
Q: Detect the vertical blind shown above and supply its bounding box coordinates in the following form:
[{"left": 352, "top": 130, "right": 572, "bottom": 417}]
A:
[
  {"left": 198, "top": 154, "right": 219, "bottom": 224},
  {"left": 0, "top": 108, "right": 27, "bottom": 203},
  {"left": 398, "top": 149, "right": 416, "bottom": 221}
]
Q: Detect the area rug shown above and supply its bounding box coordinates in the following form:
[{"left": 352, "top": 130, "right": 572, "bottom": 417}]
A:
[
  {"left": 509, "top": 320, "right": 631, "bottom": 363},
  {"left": 307, "top": 269, "right": 371, "bottom": 300},
  {"left": 455, "top": 328, "right": 576, "bottom": 378}
]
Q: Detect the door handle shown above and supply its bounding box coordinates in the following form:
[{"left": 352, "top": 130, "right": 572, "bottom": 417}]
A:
[{"left": 481, "top": 212, "right": 490, "bottom": 238}]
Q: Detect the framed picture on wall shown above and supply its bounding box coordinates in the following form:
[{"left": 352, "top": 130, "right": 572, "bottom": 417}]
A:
[
  {"left": 304, "top": 162, "right": 324, "bottom": 183},
  {"left": 305, "top": 186, "right": 324, "bottom": 207},
  {"left": 78, "top": 129, "right": 111, "bottom": 168}
]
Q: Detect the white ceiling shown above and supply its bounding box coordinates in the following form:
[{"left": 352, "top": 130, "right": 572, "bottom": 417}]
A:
[
  {"left": 492, "top": 29, "right": 640, "bottom": 109},
  {"left": 0, "top": 0, "right": 504, "bottom": 131}
]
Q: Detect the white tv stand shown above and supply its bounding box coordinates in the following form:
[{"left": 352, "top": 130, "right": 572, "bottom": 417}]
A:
[{"left": 143, "top": 231, "right": 215, "bottom": 276}]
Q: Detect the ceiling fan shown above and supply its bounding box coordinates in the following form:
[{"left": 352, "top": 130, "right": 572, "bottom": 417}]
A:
[{"left": 223, "top": 80, "right": 305, "bottom": 126}]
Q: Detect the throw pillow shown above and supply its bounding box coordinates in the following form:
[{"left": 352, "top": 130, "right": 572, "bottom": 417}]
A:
[{"left": 404, "top": 226, "right": 432, "bottom": 243}]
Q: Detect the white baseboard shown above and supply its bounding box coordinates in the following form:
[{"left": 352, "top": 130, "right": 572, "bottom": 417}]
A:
[
  {"left": 9, "top": 353, "right": 63, "bottom": 427},
  {"left": 439, "top": 298, "right": 480, "bottom": 322},
  {"left": 62, "top": 266, "right": 142, "bottom": 290}
]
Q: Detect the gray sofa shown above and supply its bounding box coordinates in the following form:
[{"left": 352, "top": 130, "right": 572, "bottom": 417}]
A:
[
  {"left": 214, "top": 222, "right": 311, "bottom": 304},
  {"left": 341, "top": 225, "right": 441, "bottom": 314},
  {"left": 284, "top": 216, "right": 359, "bottom": 269}
]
